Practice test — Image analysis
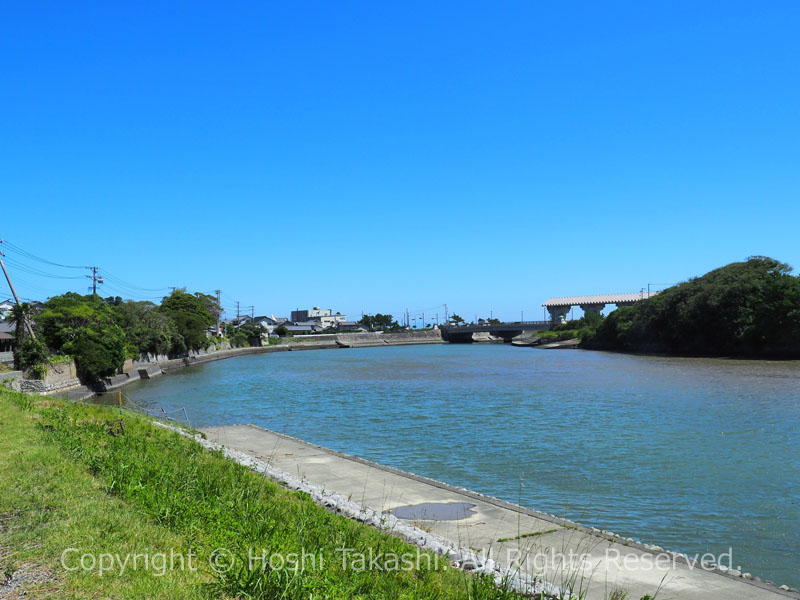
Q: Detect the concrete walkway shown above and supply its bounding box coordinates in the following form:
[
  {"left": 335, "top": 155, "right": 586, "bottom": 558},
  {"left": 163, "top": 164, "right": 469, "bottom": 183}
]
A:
[{"left": 201, "top": 424, "right": 796, "bottom": 600}]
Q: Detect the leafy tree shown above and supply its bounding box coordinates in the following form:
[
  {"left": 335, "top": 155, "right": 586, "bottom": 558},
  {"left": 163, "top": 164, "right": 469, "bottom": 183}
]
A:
[
  {"left": 66, "top": 322, "right": 128, "bottom": 381},
  {"left": 160, "top": 290, "right": 214, "bottom": 351},
  {"left": 6, "top": 302, "right": 36, "bottom": 369},
  {"left": 37, "top": 293, "right": 127, "bottom": 381},
  {"left": 359, "top": 313, "right": 397, "bottom": 331},
  {"left": 238, "top": 322, "right": 266, "bottom": 347},
  {"left": 112, "top": 300, "right": 185, "bottom": 356},
  {"left": 274, "top": 325, "right": 289, "bottom": 338},
  {"left": 449, "top": 314, "right": 465, "bottom": 325},
  {"left": 194, "top": 292, "right": 222, "bottom": 328}
]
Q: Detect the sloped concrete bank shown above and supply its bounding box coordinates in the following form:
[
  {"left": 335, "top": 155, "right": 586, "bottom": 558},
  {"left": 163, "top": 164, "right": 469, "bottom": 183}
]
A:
[{"left": 199, "top": 424, "right": 799, "bottom": 600}]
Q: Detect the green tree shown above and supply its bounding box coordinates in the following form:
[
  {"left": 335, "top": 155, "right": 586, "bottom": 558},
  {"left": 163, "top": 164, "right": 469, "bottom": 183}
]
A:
[
  {"left": 159, "top": 290, "right": 214, "bottom": 351},
  {"left": 112, "top": 300, "right": 185, "bottom": 356},
  {"left": 194, "top": 292, "right": 222, "bottom": 328},
  {"left": 231, "top": 322, "right": 265, "bottom": 347},
  {"left": 274, "top": 325, "right": 289, "bottom": 338},
  {"left": 359, "top": 313, "right": 397, "bottom": 331},
  {"left": 6, "top": 302, "right": 36, "bottom": 369},
  {"left": 37, "top": 293, "right": 127, "bottom": 381},
  {"left": 449, "top": 314, "right": 465, "bottom": 325},
  {"left": 66, "top": 322, "right": 128, "bottom": 381}
]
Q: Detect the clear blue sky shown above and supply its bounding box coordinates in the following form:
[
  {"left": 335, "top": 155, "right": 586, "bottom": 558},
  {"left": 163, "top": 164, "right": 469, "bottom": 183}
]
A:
[{"left": 2, "top": 1, "right": 799, "bottom": 323}]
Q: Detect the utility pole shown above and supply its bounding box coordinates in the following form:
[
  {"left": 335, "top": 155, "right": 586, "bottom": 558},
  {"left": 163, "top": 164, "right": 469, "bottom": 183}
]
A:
[
  {"left": 444, "top": 304, "right": 448, "bottom": 322},
  {"left": 214, "top": 289, "right": 221, "bottom": 334},
  {"left": 422, "top": 312, "right": 425, "bottom": 328},
  {"left": 0, "top": 250, "right": 35, "bottom": 338},
  {"left": 521, "top": 310, "right": 524, "bottom": 323},
  {"left": 236, "top": 301, "right": 240, "bottom": 323},
  {"left": 86, "top": 266, "right": 102, "bottom": 295}
]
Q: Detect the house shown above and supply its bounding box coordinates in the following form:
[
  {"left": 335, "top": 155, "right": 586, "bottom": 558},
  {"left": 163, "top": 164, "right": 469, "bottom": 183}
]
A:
[
  {"left": 283, "top": 321, "right": 325, "bottom": 335},
  {"left": 255, "top": 316, "right": 289, "bottom": 332},
  {"left": 0, "top": 300, "right": 14, "bottom": 320},
  {"left": 337, "top": 321, "right": 368, "bottom": 333},
  {"left": 290, "top": 307, "right": 347, "bottom": 330},
  {"left": 0, "top": 321, "right": 15, "bottom": 363}
]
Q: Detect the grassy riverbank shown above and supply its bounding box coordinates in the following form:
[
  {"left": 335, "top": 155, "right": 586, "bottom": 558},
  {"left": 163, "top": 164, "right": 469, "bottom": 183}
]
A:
[{"left": 0, "top": 388, "right": 525, "bottom": 599}]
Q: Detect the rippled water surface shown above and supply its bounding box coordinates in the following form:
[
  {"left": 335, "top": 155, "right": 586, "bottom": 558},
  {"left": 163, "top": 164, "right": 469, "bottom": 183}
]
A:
[{"left": 116, "top": 345, "right": 800, "bottom": 586}]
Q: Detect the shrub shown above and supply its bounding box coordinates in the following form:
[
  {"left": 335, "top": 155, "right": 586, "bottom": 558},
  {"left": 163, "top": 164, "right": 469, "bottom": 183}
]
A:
[
  {"left": 28, "top": 364, "right": 47, "bottom": 380},
  {"left": 15, "top": 337, "right": 48, "bottom": 371}
]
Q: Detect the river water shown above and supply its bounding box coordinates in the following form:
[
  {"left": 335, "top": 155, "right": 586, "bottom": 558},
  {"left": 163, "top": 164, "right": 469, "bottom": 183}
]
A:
[{"left": 115, "top": 344, "right": 800, "bottom": 586}]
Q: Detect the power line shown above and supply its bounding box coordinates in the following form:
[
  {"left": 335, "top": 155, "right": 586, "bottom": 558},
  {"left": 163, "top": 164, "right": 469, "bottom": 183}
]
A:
[
  {"left": 0, "top": 239, "right": 84, "bottom": 269},
  {"left": 0, "top": 255, "right": 85, "bottom": 279},
  {"left": 100, "top": 269, "right": 172, "bottom": 292}
]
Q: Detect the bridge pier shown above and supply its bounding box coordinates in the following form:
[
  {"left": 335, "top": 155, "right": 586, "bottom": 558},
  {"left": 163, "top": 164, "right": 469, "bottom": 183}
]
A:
[
  {"left": 579, "top": 303, "right": 605, "bottom": 315},
  {"left": 546, "top": 306, "right": 570, "bottom": 324}
]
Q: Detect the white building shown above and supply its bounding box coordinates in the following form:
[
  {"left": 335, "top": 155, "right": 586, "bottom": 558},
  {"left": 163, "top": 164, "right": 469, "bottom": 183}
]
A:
[{"left": 290, "top": 307, "right": 346, "bottom": 329}]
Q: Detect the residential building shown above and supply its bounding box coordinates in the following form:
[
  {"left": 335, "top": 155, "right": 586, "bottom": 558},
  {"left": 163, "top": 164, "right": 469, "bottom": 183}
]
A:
[
  {"left": 0, "top": 321, "right": 15, "bottom": 363},
  {"left": 290, "top": 307, "right": 346, "bottom": 329},
  {"left": 337, "top": 321, "right": 368, "bottom": 332},
  {"left": 0, "top": 300, "right": 14, "bottom": 320}
]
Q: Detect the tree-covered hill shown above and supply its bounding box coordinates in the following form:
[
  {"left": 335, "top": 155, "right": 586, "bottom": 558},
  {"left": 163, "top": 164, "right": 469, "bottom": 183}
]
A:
[{"left": 582, "top": 257, "right": 800, "bottom": 357}]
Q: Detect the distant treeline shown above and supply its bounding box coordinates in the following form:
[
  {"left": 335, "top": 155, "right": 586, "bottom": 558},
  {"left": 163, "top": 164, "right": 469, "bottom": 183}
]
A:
[{"left": 581, "top": 256, "right": 800, "bottom": 357}]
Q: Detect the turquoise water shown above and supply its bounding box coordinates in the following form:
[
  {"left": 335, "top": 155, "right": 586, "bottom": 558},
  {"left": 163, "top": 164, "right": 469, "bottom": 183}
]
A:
[{"left": 116, "top": 345, "right": 800, "bottom": 586}]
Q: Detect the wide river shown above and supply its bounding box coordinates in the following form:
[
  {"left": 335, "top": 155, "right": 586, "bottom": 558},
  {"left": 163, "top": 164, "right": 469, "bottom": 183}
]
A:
[{"left": 116, "top": 344, "right": 800, "bottom": 587}]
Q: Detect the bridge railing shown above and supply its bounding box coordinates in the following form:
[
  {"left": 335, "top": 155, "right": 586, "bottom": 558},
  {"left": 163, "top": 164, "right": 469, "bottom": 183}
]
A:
[{"left": 441, "top": 320, "right": 552, "bottom": 329}]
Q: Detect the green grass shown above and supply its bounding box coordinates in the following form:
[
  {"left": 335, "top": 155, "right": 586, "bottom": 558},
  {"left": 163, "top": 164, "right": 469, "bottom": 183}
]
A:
[
  {"left": 497, "top": 529, "right": 559, "bottom": 543},
  {"left": 536, "top": 330, "right": 581, "bottom": 341},
  {"left": 0, "top": 388, "right": 533, "bottom": 599}
]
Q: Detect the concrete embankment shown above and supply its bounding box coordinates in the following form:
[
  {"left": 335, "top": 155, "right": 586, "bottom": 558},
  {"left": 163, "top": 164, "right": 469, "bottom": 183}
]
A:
[
  {"left": 202, "top": 424, "right": 798, "bottom": 600},
  {"left": 45, "top": 330, "right": 444, "bottom": 400},
  {"left": 335, "top": 329, "right": 444, "bottom": 348}
]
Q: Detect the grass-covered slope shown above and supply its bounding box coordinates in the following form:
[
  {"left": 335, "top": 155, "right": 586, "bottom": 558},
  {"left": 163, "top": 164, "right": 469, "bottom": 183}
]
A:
[
  {"left": 0, "top": 388, "right": 524, "bottom": 599},
  {"left": 582, "top": 256, "right": 800, "bottom": 356}
]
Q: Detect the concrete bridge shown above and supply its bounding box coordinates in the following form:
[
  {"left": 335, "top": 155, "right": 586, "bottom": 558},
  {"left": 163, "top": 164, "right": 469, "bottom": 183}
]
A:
[
  {"left": 543, "top": 292, "right": 658, "bottom": 323},
  {"left": 440, "top": 321, "right": 551, "bottom": 343}
]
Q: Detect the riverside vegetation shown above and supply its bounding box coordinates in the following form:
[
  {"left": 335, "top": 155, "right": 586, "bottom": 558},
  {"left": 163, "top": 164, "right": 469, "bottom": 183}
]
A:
[
  {"left": 8, "top": 289, "right": 265, "bottom": 383},
  {"left": 0, "top": 386, "right": 648, "bottom": 600},
  {"left": 558, "top": 256, "right": 800, "bottom": 358}
]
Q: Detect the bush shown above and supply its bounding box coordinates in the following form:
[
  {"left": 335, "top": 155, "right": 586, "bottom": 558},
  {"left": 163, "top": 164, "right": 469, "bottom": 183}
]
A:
[
  {"left": 15, "top": 337, "right": 48, "bottom": 371},
  {"left": 274, "top": 325, "right": 289, "bottom": 337},
  {"left": 27, "top": 364, "right": 47, "bottom": 380}
]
